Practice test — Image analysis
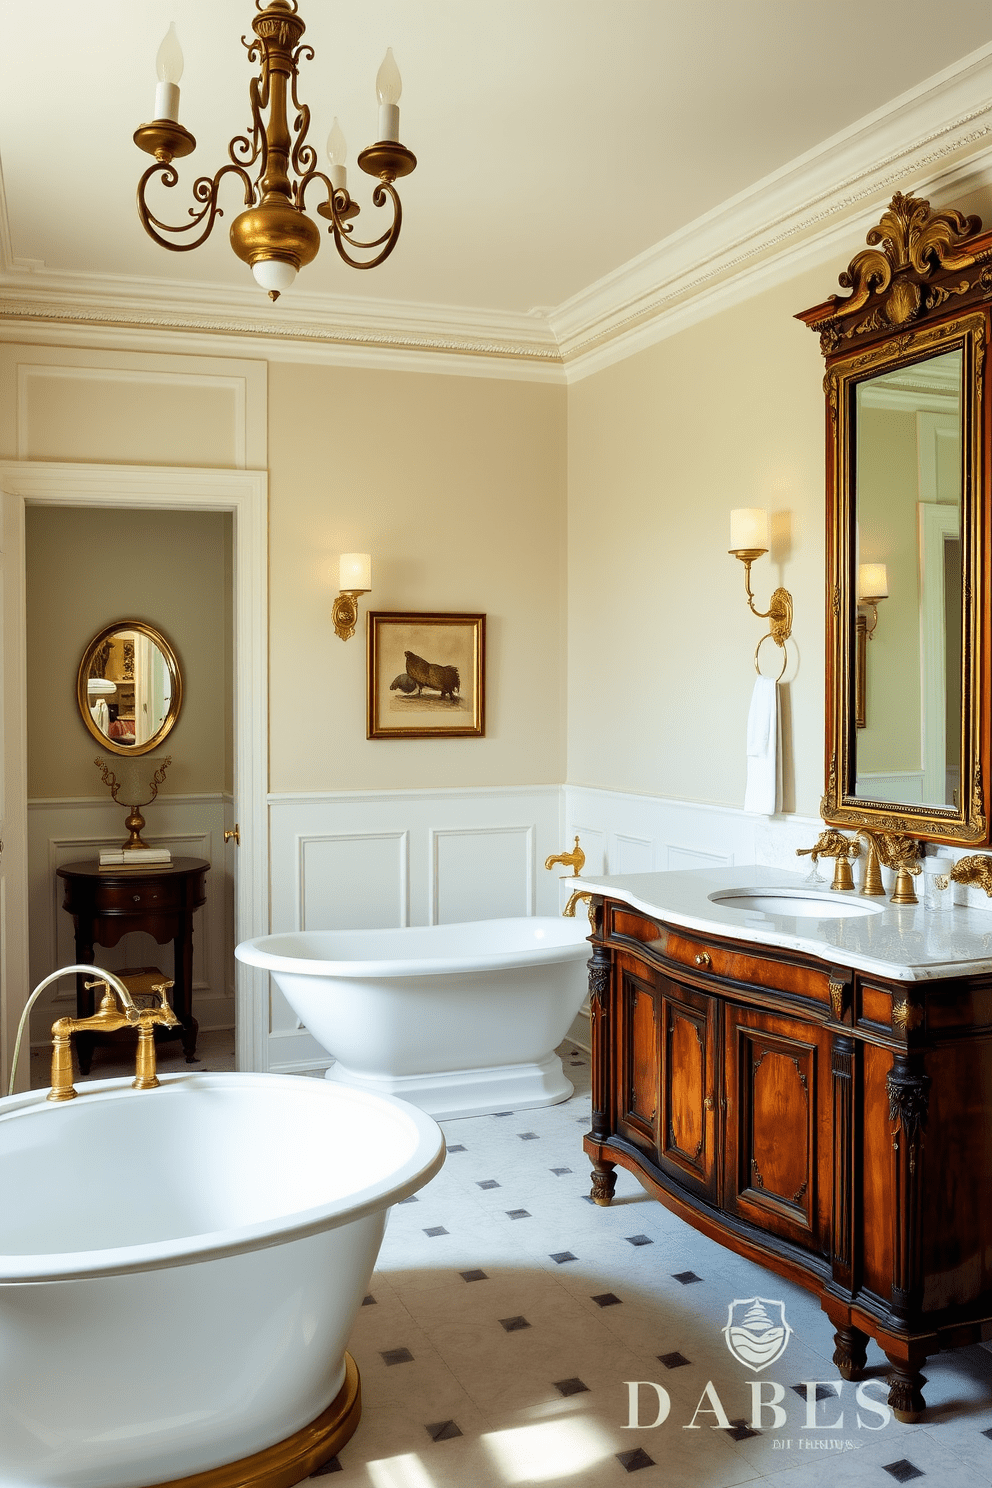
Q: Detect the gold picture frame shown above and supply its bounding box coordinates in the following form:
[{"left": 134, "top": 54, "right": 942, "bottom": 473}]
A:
[{"left": 368, "top": 612, "right": 485, "bottom": 739}]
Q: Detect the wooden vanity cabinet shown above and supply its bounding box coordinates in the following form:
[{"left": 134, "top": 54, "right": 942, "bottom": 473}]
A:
[{"left": 585, "top": 897, "right": 992, "bottom": 1422}]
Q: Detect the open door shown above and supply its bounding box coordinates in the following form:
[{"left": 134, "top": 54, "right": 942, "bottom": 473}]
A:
[{"left": 0, "top": 491, "right": 30, "bottom": 1093}]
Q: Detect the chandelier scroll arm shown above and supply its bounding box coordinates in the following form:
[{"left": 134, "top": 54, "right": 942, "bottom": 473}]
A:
[
  {"left": 333, "top": 182, "right": 404, "bottom": 269},
  {"left": 289, "top": 51, "right": 317, "bottom": 179},
  {"left": 136, "top": 161, "right": 255, "bottom": 254}
]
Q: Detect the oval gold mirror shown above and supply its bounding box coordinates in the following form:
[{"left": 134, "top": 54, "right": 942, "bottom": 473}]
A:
[{"left": 77, "top": 621, "right": 183, "bottom": 756}]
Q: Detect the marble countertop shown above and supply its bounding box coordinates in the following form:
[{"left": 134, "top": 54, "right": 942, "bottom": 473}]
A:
[{"left": 572, "top": 864, "right": 992, "bottom": 983}]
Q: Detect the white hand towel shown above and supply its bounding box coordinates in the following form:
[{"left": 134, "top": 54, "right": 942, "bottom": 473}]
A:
[{"left": 744, "top": 675, "right": 780, "bottom": 815}]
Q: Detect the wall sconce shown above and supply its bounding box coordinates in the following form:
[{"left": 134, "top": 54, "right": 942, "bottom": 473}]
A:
[
  {"left": 855, "top": 563, "right": 887, "bottom": 729},
  {"left": 332, "top": 553, "right": 372, "bottom": 641},
  {"left": 728, "top": 508, "right": 793, "bottom": 678},
  {"left": 857, "top": 562, "right": 888, "bottom": 638}
]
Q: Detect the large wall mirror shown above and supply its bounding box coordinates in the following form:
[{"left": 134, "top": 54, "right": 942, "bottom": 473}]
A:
[
  {"left": 799, "top": 193, "right": 991, "bottom": 845},
  {"left": 77, "top": 620, "right": 183, "bottom": 756}
]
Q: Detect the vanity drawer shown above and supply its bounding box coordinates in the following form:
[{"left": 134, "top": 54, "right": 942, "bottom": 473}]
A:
[{"left": 661, "top": 929, "right": 833, "bottom": 1008}]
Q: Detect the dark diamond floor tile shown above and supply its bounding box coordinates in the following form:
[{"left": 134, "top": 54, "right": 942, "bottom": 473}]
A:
[
  {"left": 311, "top": 1456, "right": 343, "bottom": 1475},
  {"left": 791, "top": 1382, "right": 839, "bottom": 1402},
  {"left": 657, "top": 1351, "right": 691, "bottom": 1369},
  {"left": 550, "top": 1166, "right": 573, "bottom": 1175},
  {"left": 616, "top": 1447, "right": 655, "bottom": 1472},
  {"left": 882, "top": 1462, "right": 924, "bottom": 1483},
  {"left": 499, "top": 1315, "right": 531, "bottom": 1332},
  {"left": 380, "top": 1348, "right": 414, "bottom": 1366},
  {"left": 493, "top": 1112, "right": 514, "bottom": 1118},
  {"left": 550, "top": 1251, "right": 577, "bottom": 1263},
  {"left": 575, "top": 1116, "right": 587, "bottom": 1123},
  {"left": 626, "top": 1234, "right": 653, "bottom": 1246},
  {"left": 672, "top": 1270, "right": 702, "bottom": 1284},
  {"left": 460, "top": 1269, "right": 488, "bottom": 1282},
  {"left": 398, "top": 1195, "right": 419, "bottom": 1204},
  {"left": 426, "top": 1420, "right": 463, "bottom": 1442},
  {"left": 446, "top": 1144, "right": 466, "bottom": 1152},
  {"left": 582, "top": 1195, "right": 597, "bottom": 1204},
  {"left": 361, "top": 1294, "right": 376, "bottom": 1306},
  {"left": 477, "top": 1179, "right": 501, "bottom": 1190},
  {"left": 724, "top": 1419, "right": 759, "bottom": 1441},
  {"left": 518, "top": 1132, "right": 539, "bottom": 1141},
  {"left": 554, "top": 1377, "right": 589, "bottom": 1396},
  {"left": 591, "top": 1292, "right": 622, "bottom": 1308},
  {"left": 424, "top": 1226, "right": 448, "bottom": 1237},
  {"left": 506, "top": 1208, "right": 531, "bottom": 1219},
  {"left": 982, "top": 1426, "right": 992, "bottom": 1441}
]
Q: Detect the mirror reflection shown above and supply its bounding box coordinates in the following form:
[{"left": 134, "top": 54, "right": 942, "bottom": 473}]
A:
[
  {"left": 852, "top": 348, "right": 963, "bottom": 809},
  {"left": 77, "top": 622, "right": 183, "bottom": 756}
]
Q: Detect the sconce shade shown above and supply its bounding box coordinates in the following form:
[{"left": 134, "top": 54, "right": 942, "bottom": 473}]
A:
[
  {"left": 340, "top": 553, "right": 372, "bottom": 590},
  {"left": 730, "top": 508, "right": 769, "bottom": 552},
  {"left": 858, "top": 562, "right": 889, "bottom": 599}
]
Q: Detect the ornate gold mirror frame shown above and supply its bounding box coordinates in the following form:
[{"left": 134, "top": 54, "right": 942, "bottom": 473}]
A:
[
  {"left": 798, "top": 193, "right": 992, "bottom": 845},
  {"left": 76, "top": 620, "right": 184, "bottom": 757}
]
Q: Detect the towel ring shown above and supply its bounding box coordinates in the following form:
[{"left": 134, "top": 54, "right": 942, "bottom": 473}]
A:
[{"left": 755, "top": 632, "right": 788, "bottom": 682}]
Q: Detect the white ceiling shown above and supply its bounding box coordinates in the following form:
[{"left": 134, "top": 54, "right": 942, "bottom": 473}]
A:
[{"left": 2, "top": 2, "right": 992, "bottom": 322}]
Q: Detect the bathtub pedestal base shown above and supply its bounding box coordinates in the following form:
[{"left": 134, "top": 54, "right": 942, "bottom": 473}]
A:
[
  {"left": 155, "top": 1353, "right": 361, "bottom": 1488},
  {"left": 325, "top": 1051, "right": 574, "bottom": 1119}
]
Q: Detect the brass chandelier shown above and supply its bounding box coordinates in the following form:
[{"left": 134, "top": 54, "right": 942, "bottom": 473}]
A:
[{"left": 134, "top": 0, "right": 416, "bottom": 299}]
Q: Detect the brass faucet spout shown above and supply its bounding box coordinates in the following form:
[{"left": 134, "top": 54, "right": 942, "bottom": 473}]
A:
[{"left": 544, "top": 836, "right": 586, "bottom": 876}]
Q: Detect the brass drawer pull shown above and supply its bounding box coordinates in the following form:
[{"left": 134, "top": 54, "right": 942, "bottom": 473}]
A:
[
  {"left": 694, "top": 951, "right": 711, "bottom": 969},
  {"left": 703, "top": 1094, "right": 714, "bottom": 1111}
]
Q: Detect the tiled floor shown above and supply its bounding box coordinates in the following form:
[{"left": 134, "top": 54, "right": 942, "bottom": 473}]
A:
[
  {"left": 30, "top": 1036, "right": 992, "bottom": 1484},
  {"left": 294, "top": 1046, "right": 992, "bottom": 1487}
]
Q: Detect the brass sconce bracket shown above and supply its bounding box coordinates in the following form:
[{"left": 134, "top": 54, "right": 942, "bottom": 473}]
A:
[
  {"left": 729, "top": 548, "right": 793, "bottom": 678},
  {"left": 332, "top": 589, "right": 370, "bottom": 641}
]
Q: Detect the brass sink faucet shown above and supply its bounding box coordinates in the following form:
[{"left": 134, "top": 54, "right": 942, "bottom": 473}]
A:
[
  {"left": 49, "top": 976, "right": 178, "bottom": 1102},
  {"left": 796, "top": 829, "right": 861, "bottom": 891},
  {"left": 544, "top": 836, "right": 586, "bottom": 876},
  {"left": 855, "top": 829, "right": 886, "bottom": 896}
]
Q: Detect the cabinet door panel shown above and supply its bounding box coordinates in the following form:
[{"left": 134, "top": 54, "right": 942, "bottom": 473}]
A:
[
  {"left": 616, "top": 955, "right": 659, "bottom": 1155},
  {"left": 659, "top": 980, "right": 718, "bottom": 1202},
  {"left": 725, "top": 1005, "right": 831, "bottom": 1254}
]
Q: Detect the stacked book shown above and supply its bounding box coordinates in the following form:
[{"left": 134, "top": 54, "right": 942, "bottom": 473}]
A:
[{"left": 99, "top": 847, "right": 172, "bottom": 872}]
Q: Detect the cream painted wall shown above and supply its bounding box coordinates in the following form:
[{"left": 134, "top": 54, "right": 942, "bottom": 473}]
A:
[
  {"left": 566, "top": 262, "right": 834, "bottom": 817},
  {"left": 25, "top": 506, "right": 232, "bottom": 798},
  {"left": 267, "top": 363, "right": 567, "bottom": 792}
]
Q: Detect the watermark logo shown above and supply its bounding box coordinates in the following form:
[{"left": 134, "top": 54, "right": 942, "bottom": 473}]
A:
[{"left": 723, "top": 1297, "right": 792, "bottom": 1371}]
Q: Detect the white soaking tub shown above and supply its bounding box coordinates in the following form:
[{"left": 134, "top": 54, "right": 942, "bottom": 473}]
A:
[
  {"left": 236, "top": 916, "right": 592, "bottom": 1118},
  {"left": 0, "top": 1071, "right": 444, "bottom": 1488}
]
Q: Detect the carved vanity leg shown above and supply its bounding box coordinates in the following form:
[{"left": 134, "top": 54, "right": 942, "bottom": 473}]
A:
[
  {"left": 586, "top": 927, "right": 616, "bottom": 1206},
  {"left": 590, "top": 1160, "right": 617, "bottom": 1207},
  {"left": 832, "top": 1324, "right": 869, "bottom": 1380},
  {"left": 885, "top": 1349, "right": 929, "bottom": 1423}
]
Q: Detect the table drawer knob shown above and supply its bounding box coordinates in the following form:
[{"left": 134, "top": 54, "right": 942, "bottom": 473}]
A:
[
  {"left": 132, "top": 894, "right": 141, "bottom": 903},
  {"left": 694, "top": 951, "right": 711, "bottom": 969}
]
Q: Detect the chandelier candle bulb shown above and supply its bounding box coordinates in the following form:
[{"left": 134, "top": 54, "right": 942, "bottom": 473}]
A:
[
  {"left": 154, "top": 22, "right": 183, "bottom": 123},
  {"left": 327, "top": 118, "right": 348, "bottom": 192},
  {"left": 730, "top": 507, "right": 769, "bottom": 554},
  {"left": 376, "top": 48, "right": 402, "bottom": 141}
]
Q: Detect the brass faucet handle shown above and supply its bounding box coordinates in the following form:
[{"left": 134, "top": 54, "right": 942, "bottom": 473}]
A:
[
  {"left": 151, "top": 978, "right": 176, "bottom": 1012},
  {"left": 796, "top": 829, "right": 860, "bottom": 863},
  {"left": 949, "top": 853, "right": 992, "bottom": 897}
]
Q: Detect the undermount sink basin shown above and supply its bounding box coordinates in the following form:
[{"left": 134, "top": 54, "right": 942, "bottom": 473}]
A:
[{"left": 709, "top": 889, "right": 884, "bottom": 919}]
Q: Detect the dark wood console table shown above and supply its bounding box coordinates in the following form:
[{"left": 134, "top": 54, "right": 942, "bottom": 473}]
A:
[{"left": 57, "top": 857, "right": 209, "bottom": 1071}]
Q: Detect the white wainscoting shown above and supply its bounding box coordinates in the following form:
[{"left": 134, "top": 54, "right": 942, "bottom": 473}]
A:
[
  {"left": 564, "top": 785, "right": 822, "bottom": 880},
  {"left": 266, "top": 786, "right": 563, "bottom": 1073},
  {"left": 27, "top": 795, "right": 233, "bottom": 1045}
]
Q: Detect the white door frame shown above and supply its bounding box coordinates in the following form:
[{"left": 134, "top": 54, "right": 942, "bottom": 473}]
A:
[{"left": 0, "top": 461, "right": 269, "bottom": 1080}]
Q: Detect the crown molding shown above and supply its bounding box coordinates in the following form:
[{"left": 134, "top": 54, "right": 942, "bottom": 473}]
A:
[
  {"left": 4, "top": 43, "right": 992, "bottom": 382},
  {"left": 555, "top": 41, "right": 992, "bottom": 381},
  {"left": 0, "top": 267, "right": 565, "bottom": 382}
]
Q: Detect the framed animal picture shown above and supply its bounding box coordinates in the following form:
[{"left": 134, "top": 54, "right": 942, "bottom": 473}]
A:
[{"left": 367, "top": 612, "right": 486, "bottom": 739}]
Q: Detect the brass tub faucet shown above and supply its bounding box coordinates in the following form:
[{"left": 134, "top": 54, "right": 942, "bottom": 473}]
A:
[{"left": 48, "top": 976, "right": 178, "bottom": 1102}]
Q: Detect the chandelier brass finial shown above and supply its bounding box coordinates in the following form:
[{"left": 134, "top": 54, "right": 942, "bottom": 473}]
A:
[{"left": 133, "top": 2, "right": 417, "bottom": 300}]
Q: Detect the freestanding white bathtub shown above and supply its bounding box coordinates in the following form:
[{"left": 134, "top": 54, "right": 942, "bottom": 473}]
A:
[
  {"left": 0, "top": 1071, "right": 444, "bottom": 1488},
  {"left": 236, "top": 916, "right": 591, "bottom": 1119}
]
